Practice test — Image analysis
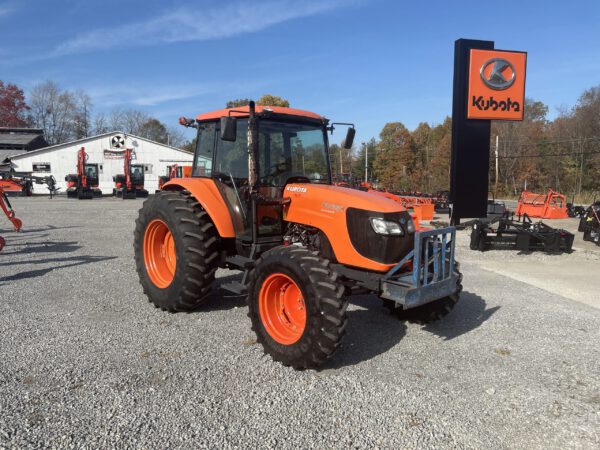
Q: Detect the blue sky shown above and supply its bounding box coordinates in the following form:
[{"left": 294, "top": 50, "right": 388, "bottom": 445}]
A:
[{"left": 1, "top": 0, "right": 599, "bottom": 144}]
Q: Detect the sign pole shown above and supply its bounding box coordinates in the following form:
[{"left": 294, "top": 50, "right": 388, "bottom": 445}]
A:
[{"left": 450, "top": 38, "right": 494, "bottom": 225}]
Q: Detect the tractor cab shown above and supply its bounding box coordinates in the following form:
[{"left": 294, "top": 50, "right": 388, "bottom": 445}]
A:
[{"left": 188, "top": 103, "right": 355, "bottom": 248}]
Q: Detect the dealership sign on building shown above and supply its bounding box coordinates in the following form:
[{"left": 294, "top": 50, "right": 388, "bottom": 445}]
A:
[{"left": 467, "top": 49, "right": 527, "bottom": 121}]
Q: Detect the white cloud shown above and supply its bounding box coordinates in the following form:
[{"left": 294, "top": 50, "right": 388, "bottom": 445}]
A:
[
  {"left": 86, "top": 78, "right": 266, "bottom": 107},
  {"left": 0, "top": 3, "right": 14, "bottom": 18},
  {"left": 54, "top": 0, "right": 349, "bottom": 56}
]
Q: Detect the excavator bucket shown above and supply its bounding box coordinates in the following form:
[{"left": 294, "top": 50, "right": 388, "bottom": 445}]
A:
[{"left": 11, "top": 217, "right": 22, "bottom": 232}]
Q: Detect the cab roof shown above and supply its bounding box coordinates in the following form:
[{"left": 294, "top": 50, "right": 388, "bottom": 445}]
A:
[{"left": 195, "top": 105, "right": 324, "bottom": 122}]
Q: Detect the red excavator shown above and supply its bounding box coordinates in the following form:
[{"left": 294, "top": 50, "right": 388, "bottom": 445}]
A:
[
  {"left": 0, "top": 187, "right": 22, "bottom": 252},
  {"left": 157, "top": 164, "right": 192, "bottom": 192},
  {"left": 113, "top": 148, "right": 148, "bottom": 199},
  {"left": 65, "top": 147, "right": 103, "bottom": 199}
]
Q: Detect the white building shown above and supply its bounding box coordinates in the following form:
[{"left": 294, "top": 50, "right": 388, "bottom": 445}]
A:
[{"left": 5, "top": 131, "right": 199, "bottom": 195}]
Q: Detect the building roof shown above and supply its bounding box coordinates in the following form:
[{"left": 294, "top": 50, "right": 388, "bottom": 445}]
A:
[
  {"left": 195, "top": 105, "right": 324, "bottom": 122},
  {"left": 0, "top": 128, "right": 48, "bottom": 150},
  {"left": 6, "top": 131, "right": 193, "bottom": 161},
  {"left": 0, "top": 149, "right": 26, "bottom": 163}
]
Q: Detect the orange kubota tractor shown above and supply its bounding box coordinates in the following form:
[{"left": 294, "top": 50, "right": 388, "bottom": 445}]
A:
[
  {"left": 0, "top": 187, "right": 23, "bottom": 252},
  {"left": 65, "top": 147, "right": 102, "bottom": 199},
  {"left": 133, "top": 102, "right": 462, "bottom": 369},
  {"left": 113, "top": 148, "right": 149, "bottom": 199}
]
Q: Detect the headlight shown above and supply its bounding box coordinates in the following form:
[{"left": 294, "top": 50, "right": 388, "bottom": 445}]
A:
[
  {"left": 370, "top": 217, "right": 403, "bottom": 236},
  {"left": 406, "top": 217, "right": 415, "bottom": 234}
]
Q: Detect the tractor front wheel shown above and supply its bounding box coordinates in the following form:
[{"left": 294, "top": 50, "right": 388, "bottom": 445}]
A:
[
  {"left": 247, "top": 246, "right": 347, "bottom": 369},
  {"left": 134, "top": 190, "right": 219, "bottom": 311}
]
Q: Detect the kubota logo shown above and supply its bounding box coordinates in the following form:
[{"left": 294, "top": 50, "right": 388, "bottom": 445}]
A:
[
  {"left": 472, "top": 96, "right": 520, "bottom": 112},
  {"left": 467, "top": 49, "right": 526, "bottom": 121},
  {"left": 480, "top": 58, "right": 516, "bottom": 90}
]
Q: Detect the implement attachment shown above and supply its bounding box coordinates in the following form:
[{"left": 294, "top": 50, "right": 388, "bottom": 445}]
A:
[
  {"left": 470, "top": 212, "right": 574, "bottom": 253},
  {"left": 381, "top": 227, "right": 458, "bottom": 309}
]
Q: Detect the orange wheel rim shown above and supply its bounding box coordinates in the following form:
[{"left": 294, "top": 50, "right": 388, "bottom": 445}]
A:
[
  {"left": 258, "top": 273, "right": 306, "bottom": 345},
  {"left": 143, "top": 219, "right": 176, "bottom": 288}
]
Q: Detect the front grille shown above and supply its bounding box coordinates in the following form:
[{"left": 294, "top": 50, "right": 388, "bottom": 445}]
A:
[{"left": 346, "top": 208, "right": 413, "bottom": 264}]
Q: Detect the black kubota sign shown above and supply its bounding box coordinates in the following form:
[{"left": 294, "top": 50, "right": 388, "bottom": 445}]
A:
[{"left": 450, "top": 39, "right": 527, "bottom": 224}]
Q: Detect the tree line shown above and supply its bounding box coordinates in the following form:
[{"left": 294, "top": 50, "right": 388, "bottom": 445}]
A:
[
  {"left": 330, "top": 86, "right": 600, "bottom": 201},
  {"left": 0, "top": 80, "right": 186, "bottom": 147},
  {"left": 2, "top": 79, "right": 599, "bottom": 199}
]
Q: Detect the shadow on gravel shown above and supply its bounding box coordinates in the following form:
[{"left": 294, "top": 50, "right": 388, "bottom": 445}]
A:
[
  {"left": 0, "top": 241, "right": 80, "bottom": 256},
  {"left": 0, "top": 255, "right": 117, "bottom": 285},
  {"left": 16, "top": 225, "right": 82, "bottom": 233},
  {"left": 202, "top": 272, "right": 247, "bottom": 311},
  {"left": 323, "top": 294, "right": 407, "bottom": 369},
  {"left": 420, "top": 290, "right": 499, "bottom": 341}
]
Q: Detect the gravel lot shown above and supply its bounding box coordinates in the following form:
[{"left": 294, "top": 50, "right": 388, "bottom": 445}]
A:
[{"left": 1, "top": 196, "right": 599, "bottom": 449}]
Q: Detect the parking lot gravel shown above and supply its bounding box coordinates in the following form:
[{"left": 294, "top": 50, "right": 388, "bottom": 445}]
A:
[{"left": 1, "top": 197, "right": 599, "bottom": 449}]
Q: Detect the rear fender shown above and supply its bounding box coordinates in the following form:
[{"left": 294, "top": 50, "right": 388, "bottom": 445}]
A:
[{"left": 163, "top": 178, "right": 235, "bottom": 238}]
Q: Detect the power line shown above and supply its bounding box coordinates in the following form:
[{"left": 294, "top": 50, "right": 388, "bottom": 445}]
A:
[
  {"left": 498, "top": 149, "right": 600, "bottom": 159},
  {"left": 495, "top": 136, "right": 600, "bottom": 147}
]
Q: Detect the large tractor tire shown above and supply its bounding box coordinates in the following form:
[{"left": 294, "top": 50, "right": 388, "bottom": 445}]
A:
[
  {"left": 134, "top": 190, "right": 219, "bottom": 312},
  {"left": 247, "top": 246, "right": 348, "bottom": 369},
  {"left": 387, "top": 261, "right": 463, "bottom": 324}
]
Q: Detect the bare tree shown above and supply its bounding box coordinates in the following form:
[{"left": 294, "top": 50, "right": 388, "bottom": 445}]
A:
[
  {"left": 73, "top": 90, "right": 93, "bottom": 139},
  {"left": 29, "top": 81, "right": 92, "bottom": 145},
  {"left": 92, "top": 112, "right": 109, "bottom": 135},
  {"left": 122, "top": 109, "right": 149, "bottom": 135},
  {"left": 166, "top": 126, "right": 187, "bottom": 148}
]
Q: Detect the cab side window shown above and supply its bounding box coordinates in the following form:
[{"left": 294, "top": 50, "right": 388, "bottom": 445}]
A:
[
  {"left": 214, "top": 119, "right": 249, "bottom": 183},
  {"left": 194, "top": 122, "right": 215, "bottom": 177}
]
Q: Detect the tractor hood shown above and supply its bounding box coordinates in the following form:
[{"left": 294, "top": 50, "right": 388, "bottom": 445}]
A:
[
  {"left": 283, "top": 183, "right": 405, "bottom": 215},
  {"left": 283, "top": 183, "right": 412, "bottom": 272}
]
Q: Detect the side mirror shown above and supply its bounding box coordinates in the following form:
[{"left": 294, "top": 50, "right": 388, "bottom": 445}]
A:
[
  {"left": 221, "top": 116, "right": 237, "bottom": 141},
  {"left": 343, "top": 127, "right": 355, "bottom": 149}
]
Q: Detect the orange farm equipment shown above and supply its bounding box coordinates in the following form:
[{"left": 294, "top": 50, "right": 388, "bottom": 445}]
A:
[
  {"left": 0, "top": 172, "right": 57, "bottom": 197},
  {"left": 113, "top": 148, "right": 148, "bottom": 199},
  {"left": 132, "top": 102, "right": 462, "bottom": 369},
  {"left": 65, "top": 147, "right": 102, "bottom": 199},
  {"left": 361, "top": 189, "right": 435, "bottom": 221},
  {"left": 516, "top": 189, "right": 568, "bottom": 219},
  {"left": 157, "top": 164, "right": 192, "bottom": 192},
  {"left": 0, "top": 187, "right": 23, "bottom": 252}
]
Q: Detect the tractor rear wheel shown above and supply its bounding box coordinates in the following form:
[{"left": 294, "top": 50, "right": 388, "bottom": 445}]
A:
[
  {"left": 387, "top": 261, "right": 463, "bottom": 324},
  {"left": 247, "top": 246, "right": 347, "bottom": 369},
  {"left": 134, "top": 190, "right": 219, "bottom": 312}
]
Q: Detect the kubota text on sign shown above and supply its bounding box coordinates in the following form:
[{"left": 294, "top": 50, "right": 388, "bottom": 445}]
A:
[{"left": 467, "top": 49, "right": 527, "bottom": 120}]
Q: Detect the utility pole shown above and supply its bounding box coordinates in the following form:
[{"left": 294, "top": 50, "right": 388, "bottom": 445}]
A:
[
  {"left": 364, "top": 143, "right": 368, "bottom": 182},
  {"left": 494, "top": 135, "right": 499, "bottom": 198},
  {"left": 578, "top": 140, "right": 584, "bottom": 199},
  {"left": 339, "top": 147, "right": 343, "bottom": 174}
]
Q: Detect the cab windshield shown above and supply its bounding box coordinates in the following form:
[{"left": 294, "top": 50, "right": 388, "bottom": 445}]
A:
[
  {"left": 193, "top": 118, "right": 330, "bottom": 187},
  {"left": 258, "top": 120, "right": 330, "bottom": 186}
]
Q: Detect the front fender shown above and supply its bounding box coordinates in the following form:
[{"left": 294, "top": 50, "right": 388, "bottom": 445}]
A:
[{"left": 163, "top": 178, "right": 235, "bottom": 238}]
